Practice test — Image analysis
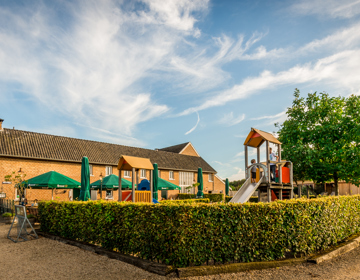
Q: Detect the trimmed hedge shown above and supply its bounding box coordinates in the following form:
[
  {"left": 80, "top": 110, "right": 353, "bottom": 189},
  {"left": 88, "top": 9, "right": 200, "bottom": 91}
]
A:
[
  {"left": 39, "top": 195, "right": 360, "bottom": 268},
  {"left": 178, "top": 193, "right": 225, "bottom": 202},
  {"left": 160, "top": 198, "right": 210, "bottom": 204},
  {"left": 225, "top": 196, "right": 258, "bottom": 203}
]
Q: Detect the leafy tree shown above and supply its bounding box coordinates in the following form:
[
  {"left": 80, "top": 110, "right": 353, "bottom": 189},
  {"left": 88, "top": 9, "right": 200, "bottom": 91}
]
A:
[
  {"left": 276, "top": 89, "right": 360, "bottom": 195},
  {"left": 229, "top": 179, "right": 246, "bottom": 191},
  {"left": 4, "top": 171, "right": 27, "bottom": 204}
]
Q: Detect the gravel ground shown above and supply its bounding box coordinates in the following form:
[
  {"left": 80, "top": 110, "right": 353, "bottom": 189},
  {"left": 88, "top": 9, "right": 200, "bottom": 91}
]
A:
[{"left": 1, "top": 219, "right": 360, "bottom": 280}]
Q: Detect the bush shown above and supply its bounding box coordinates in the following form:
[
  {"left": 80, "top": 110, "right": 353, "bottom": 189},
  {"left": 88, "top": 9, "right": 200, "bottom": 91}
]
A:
[
  {"left": 160, "top": 199, "right": 209, "bottom": 204},
  {"left": 225, "top": 196, "right": 258, "bottom": 203},
  {"left": 27, "top": 214, "right": 35, "bottom": 219},
  {"left": 225, "top": 196, "right": 232, "bottom": 202},
  {"left": 2, "top": 212, "right": 14, "bottom": 217},
  {"left": 39, "top": 196, "right": 360, "bottom": 268},
  {"left": 178, "top": 193, "right": 225, "bottom": 202}
]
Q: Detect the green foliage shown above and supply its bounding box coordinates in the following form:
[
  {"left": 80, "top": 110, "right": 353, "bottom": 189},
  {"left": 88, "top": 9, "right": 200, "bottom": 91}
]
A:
[
  {"left": 27, "top": 214, "right": 35, "bottom": 219},
  {"left": 2, "top": 212, "right": 14, "bottom": 217},
  {"left": 178, "top": 193, "right": 225, "bottom": 202},
  {"left": 39, "top": 196, "right": 360, "bottom": 268},
  {"left": 229, "top": 179, "right": 246, "bottom": 191},
  {"left": 276, "top": 89, "right": 360, "bottom": 194},
  {"left": 160, "top": 198, "right": 209, "bottom": 204},
  {"left": 225, "top": 196, "right": 258, "bottom": 203},
  {"left": 4, "top": 171, "right": 27, "bottom": 203}
]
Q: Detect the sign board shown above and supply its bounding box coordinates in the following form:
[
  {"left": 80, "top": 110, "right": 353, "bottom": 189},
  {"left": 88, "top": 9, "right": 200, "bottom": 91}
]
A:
[
  {"left": 15, "top": 205, "right": 26, "bottom": 218},
  {"left": 0, "top": 193, "right": 6, "bottom": 198}
]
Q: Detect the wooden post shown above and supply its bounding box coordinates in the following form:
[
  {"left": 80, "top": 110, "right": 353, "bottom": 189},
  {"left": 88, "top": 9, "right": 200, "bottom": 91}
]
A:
[
  {"left": 307, "top": 185, "right": 310, "bottom": 199},
  {"left": 266, "top": 141, "right": 270, "bottom": 184},
  {"left": 118, "top": 168, "right": 122, "bottom": 202},
  {"left": 298, "top": 185, "right": 302, "bottom": 198},
  {"left": 278, "top": 144, "right": 282, "bottom": 184},
  {"left": 257, "top": 147, "right": 260, "bottom": 164},
  {"left": 150, "top": 170, "right": 153, "bottom": 203},
  {"left": 258, "top": 188, "right": 261, "bottom": 202},
  {"left": 245, "top": 145, "right": 248, "bottom": 179},
  {"left": 279, "top": 189, "right": 283, "bottom": 200},
  {"left": 136, "top": 170, "right": 139, "bottom": 187},
  {"left": 267, "top": 187, "right": 271, "bottom": 202},
  {"left": 290, "top": 187, "right": 294, "bottom": 199},
  {"left": 132, "top": 168, "right": 135, "bottom": 202},
  {"left": 290, "top": 162, "right": 294, "bottom": 193}
]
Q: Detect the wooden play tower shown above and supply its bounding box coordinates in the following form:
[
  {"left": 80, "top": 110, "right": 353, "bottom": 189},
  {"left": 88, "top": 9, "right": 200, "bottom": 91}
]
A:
[{"left": 243, "top": 128, "right": 294, "bottom": 202}]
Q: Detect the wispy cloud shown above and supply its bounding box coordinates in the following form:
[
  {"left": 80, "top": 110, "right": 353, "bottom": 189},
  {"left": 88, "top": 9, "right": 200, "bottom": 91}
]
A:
[
  {"left": 0, "top": 0, "right": 208, "bottom": 143},
  {"left": 250, "top": 111, "right": 286, "bottom": 121},
  {"left": 185, "top": 111, "right": 200, "bottom": 135},
  {"left": 219, "top": 112, "right": 245, "bottom": 126},
  {"left": 290, "top": 0, "right": 360, "bottom": 19}
]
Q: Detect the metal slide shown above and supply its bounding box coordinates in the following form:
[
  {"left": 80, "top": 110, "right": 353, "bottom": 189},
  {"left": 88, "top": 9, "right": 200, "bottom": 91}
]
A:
[{"left": 229, "top": 175, "right": 264, "bottom": 203}]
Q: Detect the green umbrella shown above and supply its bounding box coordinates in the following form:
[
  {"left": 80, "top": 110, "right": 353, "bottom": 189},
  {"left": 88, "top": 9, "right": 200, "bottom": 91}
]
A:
[
  {"left": 225, "top": 178, "right": 230, "bottom": 196},
  {"left": 22, "top": 171, "right": 80, "bottom": 189},
  {"left": 79, "top": 156, "right": 90, "bottom": 201},
  {"left": 90, "top": 174, "right": 132, "bottom": 189},
  {"left": 157, "top": 178, "right": 181, "bottom": 190},
  {"left": 196, "top": 167, "right": 204, "bottom": 198},
  {"left": 153, "top": 163, "right": 159, "bottom": 200}
]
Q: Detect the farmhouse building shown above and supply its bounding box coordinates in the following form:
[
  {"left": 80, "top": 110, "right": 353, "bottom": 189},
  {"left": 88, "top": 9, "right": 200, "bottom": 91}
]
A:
[{"left": 0, "top": 119, "right": 225, "bottom": 202}]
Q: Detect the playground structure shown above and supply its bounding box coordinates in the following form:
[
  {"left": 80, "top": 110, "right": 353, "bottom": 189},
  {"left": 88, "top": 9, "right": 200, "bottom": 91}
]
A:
[{"left": 230, "top": 128, "right": 294, "bottom": 203}]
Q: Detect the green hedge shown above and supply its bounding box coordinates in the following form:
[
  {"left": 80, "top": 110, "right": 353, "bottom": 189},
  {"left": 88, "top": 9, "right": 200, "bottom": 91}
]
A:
[
  {"left": 160, "top": 198, "right": 210, "bottom": 204},
  {"left": 39, "top": 195, "right": 360, "bottom": 268},
  {"left": 225, "top": 196, "right": 258, "bottom": 203},
  {"left": 178, "top": 193, "right": 225, "bottom": 202}
]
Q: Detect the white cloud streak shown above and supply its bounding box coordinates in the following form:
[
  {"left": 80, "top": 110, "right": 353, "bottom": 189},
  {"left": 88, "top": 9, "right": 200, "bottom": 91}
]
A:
[
  {"left": 219, "top": 112, "right": 245, "bottom": 126},
  {"left": 185, "top": 111, "right": 200, "bottom": 135}
]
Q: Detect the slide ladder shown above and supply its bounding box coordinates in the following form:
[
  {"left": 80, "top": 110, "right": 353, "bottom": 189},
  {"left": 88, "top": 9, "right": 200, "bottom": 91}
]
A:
[{"left": 229, "top": 175, "right": 264, "bottom": 203}]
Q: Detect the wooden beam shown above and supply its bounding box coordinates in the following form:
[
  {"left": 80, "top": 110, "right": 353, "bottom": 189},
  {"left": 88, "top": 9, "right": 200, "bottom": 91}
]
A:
[
  {"left": 150, "top": 170, "right": 153, "bottom": 203},
  {"left": 307, "top": 185, "right": 310, "bottom": 199},
  {"left": 278, "top": 144, "right": 282, "bottom": 184},
  {"left": 132, "top": 167, "right": 135, "bottom": 202},
  {"left": 267, "top": 187, "right": 271, "bottom": 202},
  {"left": 279, "top": 189, "right": 283, "bottom": 200},
  {"left": 266, "top": 141, "right": 270, "bottom": 183},
  {"left": 245, "top": 145, "right": 248, "bottom": 179},
  {"left": 257, "top": 146, "right": 260, "bottom": 164},
  {"left": 118, "top": 168, "right": 122, "bottom": 202}
]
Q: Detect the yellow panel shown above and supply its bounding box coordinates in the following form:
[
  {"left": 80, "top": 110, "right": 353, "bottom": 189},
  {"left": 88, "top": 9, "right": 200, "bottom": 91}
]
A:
[{"left": 117, "top": 155, "right": 154, "bottom": 170}]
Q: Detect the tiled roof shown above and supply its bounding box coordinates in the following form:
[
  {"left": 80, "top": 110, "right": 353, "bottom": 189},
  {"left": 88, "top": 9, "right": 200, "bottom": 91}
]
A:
[
  {"left": 0, "top": 129, "right": 216, "bottom": 173},
  {"left": 158, "top": 142, "right": 189, "bottom": 153}
]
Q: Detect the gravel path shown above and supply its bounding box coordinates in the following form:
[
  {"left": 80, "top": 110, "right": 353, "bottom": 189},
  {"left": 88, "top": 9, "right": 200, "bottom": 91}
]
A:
[{"left": 1, "top": 220, "right": 360, "bottom": 279}]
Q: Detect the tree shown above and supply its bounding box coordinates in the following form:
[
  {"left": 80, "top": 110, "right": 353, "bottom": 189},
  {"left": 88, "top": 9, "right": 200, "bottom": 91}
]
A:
[
  {"left": 4, "top": 171, "right": 27, "bottom": 204},
  {"left": 229, "top": 179, "right": 246, "bottom": 191},
  {"left": 276, "top": 89, "right": 360, "bottom": 195}
]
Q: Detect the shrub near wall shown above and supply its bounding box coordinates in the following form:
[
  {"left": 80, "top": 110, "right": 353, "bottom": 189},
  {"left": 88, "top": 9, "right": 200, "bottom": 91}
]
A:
[
  {"left": 39, "top": 195, "right": 360, "bottom": 268},
  {"left": 160, "top": 199, "right": 210, "bottom": 204},
  {"left": 178, "top": 193, "right": 225, "bottom": 202}
]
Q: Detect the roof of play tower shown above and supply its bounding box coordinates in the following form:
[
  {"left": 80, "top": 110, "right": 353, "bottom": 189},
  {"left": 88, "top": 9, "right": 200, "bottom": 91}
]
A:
[{"left": 243, "top": 128, "right": 281, "bottom": 148}]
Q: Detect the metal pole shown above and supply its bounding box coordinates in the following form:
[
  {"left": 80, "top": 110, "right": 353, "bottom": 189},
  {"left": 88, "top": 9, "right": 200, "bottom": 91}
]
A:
[
  {"left": 118, "top": 169, "right": 122, "bottom": 202},
  {"left": 132, "top": 168, "right": 135, "bottom": 202},
  {"left": 150, "top": 170, "right": 153, "bottom": 203}
]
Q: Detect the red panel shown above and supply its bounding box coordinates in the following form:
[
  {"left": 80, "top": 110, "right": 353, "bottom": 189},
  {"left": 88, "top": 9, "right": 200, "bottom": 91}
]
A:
[
  {"left": 282, "top": 167, "right": 290, "bottom": 184},
  {"left": 250, "top": 132, "right": 261, "bottom": 138},
  {"left": 122, "top": 190, "right": 132, "bottom": 201}
]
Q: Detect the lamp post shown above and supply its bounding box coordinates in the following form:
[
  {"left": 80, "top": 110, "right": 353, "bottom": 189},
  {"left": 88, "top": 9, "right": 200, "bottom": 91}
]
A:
[{"left": 100, "top": 174, "right": 103, "bottom": 199}]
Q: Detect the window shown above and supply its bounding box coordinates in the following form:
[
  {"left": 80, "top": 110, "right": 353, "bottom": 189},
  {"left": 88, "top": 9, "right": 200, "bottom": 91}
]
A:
[
  {"left": 105, "top": 166, "right": 113, "bottom": 176},
  {"left": 140, "top": 169, "right": 146, "bottom": 178},
  {"left": 169, "top": 171, "right": 174, "bottom": 180},
  {"left": 208, "top": 173, "right": 214, "bottom": 182},
  {"left": 124, "top": 170, "right": 130, "bottom": 178},
  {"left": 89, "top": 165, "right": 93, "bottom": 176},
  {"left": 158, "top": 170, "right": 161, "bottom": 178},
  {"left": 106, "top": 190, "right": 113, "bottom": 199}
]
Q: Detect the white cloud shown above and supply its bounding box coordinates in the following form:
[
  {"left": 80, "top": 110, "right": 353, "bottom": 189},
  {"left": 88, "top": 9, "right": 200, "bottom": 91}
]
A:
[
  {"left": 181, "top": 49, "right": 360, "bottom": 115},
  {"left": 219, "top": 112, "right": 245, "bottom": 126},
  {"left": 290, "top": 0, "right": 360, "bottom": 19},
  {"left": 228, "top": 167, "right": 246, "bottom": 181},
  {"left": 185, "top": 111, "right": 200, "bottom": 135},
  {"left": 0, "top": 0, "right": 208, "bottom": 143}
]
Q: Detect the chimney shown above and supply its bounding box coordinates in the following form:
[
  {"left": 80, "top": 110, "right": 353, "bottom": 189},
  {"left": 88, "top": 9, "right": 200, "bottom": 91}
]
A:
[{"left": 0, "top": 119, "right": 3, "bottom": 131}]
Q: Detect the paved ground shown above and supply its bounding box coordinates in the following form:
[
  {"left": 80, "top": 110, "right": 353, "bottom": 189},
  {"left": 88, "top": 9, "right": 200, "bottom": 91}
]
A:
[{"left": 1, "top": 219, "right": 360, "bottom": 279}]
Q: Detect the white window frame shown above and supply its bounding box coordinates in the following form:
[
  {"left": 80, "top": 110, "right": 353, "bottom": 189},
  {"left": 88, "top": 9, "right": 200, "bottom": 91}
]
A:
[
  {"left": 158, "top": 170, "right": 161, "bottom": 178},
  {"left": 105, "top": 166, "right": 113, "bottom": 176},
  {"left": 89, "top": 164, "right": 93, "bottom": 176},
  {"left": 208, "top": 173, "right": 214, "bottom": 182},
  {"left": 124, "top": 170, "right": 130, "bottom": 178},
  {"left": 140, "top": 169, "right": 146, "bottom": 178},
  {"left": 105, "top": 190, "right": 113, "bottom": 199},
  {"left": 169, "top": 171, "right": 174, "bottom": 180}
]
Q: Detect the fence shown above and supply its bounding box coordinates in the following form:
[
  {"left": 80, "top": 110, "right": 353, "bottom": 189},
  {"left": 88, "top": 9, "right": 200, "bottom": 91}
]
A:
[
  {"left": 0, "top": 199, "right": 15, "bottom": 214},
  {"left": 135, "top": 191, "right": 151, "bottom": 202}
]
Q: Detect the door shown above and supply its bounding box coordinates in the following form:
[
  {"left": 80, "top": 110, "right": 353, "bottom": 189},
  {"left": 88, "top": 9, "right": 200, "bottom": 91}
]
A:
[
  {"left": 91, "top": 190, "right": 97, "bottom": 200},
  {"left": 179, "top": 172, "right": 194, "bottom": 194}
]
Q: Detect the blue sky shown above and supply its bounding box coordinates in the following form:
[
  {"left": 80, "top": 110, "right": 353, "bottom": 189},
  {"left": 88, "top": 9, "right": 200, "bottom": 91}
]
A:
[{"left": 1, "top": 0, "right": 360, "bottom": 181}]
